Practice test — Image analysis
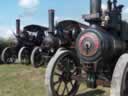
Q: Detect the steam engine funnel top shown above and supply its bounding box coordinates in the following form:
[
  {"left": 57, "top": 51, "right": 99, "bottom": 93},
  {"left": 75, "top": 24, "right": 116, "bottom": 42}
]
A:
[
  {"left": 90, "top": 0, "right": 101, "bottom": 14},
  {"left": 16, "top": 19, "right": 20, "bottom": 35},
  {"left": 48, "top": 9, "right": 55, "bottom": 33}
]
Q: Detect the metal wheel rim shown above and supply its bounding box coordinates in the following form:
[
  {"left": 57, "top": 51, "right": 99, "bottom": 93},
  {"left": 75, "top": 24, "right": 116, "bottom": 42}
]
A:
[
  {"left": 51, "top": 53, "right": 80, "bottom": 96},
  {"left": 121, "top": 63, "right": 128, "bottom": 96},
  {"left": 3, "top": 48, "right": 16, "bottom": 63},
  {"left": 33, "top": 49, "right": 44, "bottom": 67},
  {"left": 6, "top": 56, "right": 16, "bottom": 63},
  {"left": 21, "top": 48, "right": 30, "bottom": 64}
]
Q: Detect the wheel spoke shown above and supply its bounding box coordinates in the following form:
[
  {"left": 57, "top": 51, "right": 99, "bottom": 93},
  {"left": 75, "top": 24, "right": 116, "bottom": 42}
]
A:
[
  {"left": 21, "top": 49, "right": 30, "bottom": 64},
  {"left": 65, "top": 83, "right": 69, "bottom": 94},
  {"left": 71, "top": 68, "right": 77, "bottom": 75},
  {"left": 54, "top": 72, "right": 61, "bottom": 76},
  {"left": 54, "top": 80, "right": 61, "bottom": 85},
  {"left": 48, "top": 52, "right": 81, "bottom": 96},
  {"left": 56, "top": 81, "right": 62, "bottom": 92},
  {"left": 70, "top": 80, "right": 74, "bottom": 87},
  {"left": 61, "top": 84, "right": 66, "bottom": 96}
]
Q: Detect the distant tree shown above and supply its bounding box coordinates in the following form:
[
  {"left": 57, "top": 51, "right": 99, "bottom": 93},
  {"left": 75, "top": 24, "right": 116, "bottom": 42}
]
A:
[{"left": 0, "top": 36, "right": 17, "bottom": 51}]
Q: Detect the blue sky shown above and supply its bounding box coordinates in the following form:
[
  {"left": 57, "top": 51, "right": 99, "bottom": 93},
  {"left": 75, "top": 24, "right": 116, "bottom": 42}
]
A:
[{"left": 0, "top": 0, "right": 128, "bottom": 38}]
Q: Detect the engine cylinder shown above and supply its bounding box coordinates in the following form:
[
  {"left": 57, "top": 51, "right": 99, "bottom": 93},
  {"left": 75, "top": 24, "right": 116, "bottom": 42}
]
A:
[{"left": 76, "top": 27, "right": 126, "bottom": 63}]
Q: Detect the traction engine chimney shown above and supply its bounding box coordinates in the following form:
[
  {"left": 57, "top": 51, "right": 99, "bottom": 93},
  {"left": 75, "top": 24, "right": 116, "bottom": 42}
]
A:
[
  {"left": 48, "top": 9, "right": 55, "bottom": 33},
  {"left": 16, "top": 19, "right": 20, "bottom": 35},
  {"left": 90, "top": 0, "right": 101, "bottom": 14}
]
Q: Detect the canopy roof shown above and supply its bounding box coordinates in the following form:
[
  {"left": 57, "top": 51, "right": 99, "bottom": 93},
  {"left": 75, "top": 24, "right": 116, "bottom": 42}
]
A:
[
  {"left": 23, "top": 24, "right": 48, "bottom": 33},
  {"left": 56, "top": 20, "right": 88, "bottom": 29}
]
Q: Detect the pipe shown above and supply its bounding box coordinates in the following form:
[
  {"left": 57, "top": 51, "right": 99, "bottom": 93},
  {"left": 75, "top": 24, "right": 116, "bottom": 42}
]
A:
[
  {"left": 107, "top": 0, "right": 112, "bottom": 11},
  {"left": 113, "top": 0, "right": 117, "bottom": 8},
  {"left": 16, "top": 19, "right": 20, "bottom": 34},
  {"left": 48, "top": 9, "right": 55, "bottom": 33},
  {"left": 90, "top": 0, "right": 101, "bottom": 14}
]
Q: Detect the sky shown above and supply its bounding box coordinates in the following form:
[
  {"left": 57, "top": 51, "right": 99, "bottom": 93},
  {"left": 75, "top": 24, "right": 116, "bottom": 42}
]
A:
[{"left": 0, "top": 0, "right": 128, "bottom": 38}]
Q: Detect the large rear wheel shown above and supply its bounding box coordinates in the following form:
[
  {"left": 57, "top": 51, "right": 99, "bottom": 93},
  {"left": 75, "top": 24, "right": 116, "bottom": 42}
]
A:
[
  {"left": 31, "top": 47, "right": 45, "bottom": 68},
  {"left": 45, "top": 50, "right": 81, "bottom": 96},
  {"left": 18, "top": 47, "right": 30, "bottom": 64},
  {"left": 1, "top": 47, "right": 16, "bottom": 64},
  {"left": 111, "top": 54, "right": 128, "bottom": 96}
]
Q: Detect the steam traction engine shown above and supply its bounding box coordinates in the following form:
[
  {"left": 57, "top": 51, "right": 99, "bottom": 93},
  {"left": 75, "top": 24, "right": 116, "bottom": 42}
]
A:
[
  {"left": 30, "top": 9, "right": 87, "bottom": 68},
  {"left": 45, "top": 0, "right": 128, "bottom": 96},
  {"left": 1, "top": 19, "right": 48, "bottom": 64}
]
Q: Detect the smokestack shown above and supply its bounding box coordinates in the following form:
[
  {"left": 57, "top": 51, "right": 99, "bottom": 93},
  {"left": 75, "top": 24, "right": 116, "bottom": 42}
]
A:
[
  {"left": 90, "top": 0, "right": 101, "bottom": 14},
  {"left": 48, "top": 9, "right": 55, "bottom": 33},
  {"left": 107, "top": 0, "right": 112, "bottom": 12},
  {"left": 16, "top": 19, "right": 20, "bottom": 35}
]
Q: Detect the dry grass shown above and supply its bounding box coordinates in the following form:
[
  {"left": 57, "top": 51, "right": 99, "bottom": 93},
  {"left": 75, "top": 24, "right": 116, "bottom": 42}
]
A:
[
  {"left": 0, "top": 64, "right": 110, "bottom": 96},
  {"left": 0, "top": 64, "right": 46, "bottom": 96}
]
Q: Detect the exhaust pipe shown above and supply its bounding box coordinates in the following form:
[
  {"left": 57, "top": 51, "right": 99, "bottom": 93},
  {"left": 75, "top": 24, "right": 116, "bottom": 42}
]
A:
[
  {"left": 107, "top": 0, "right": 112, "bottom": 11},
  {"left": 90, "top": 0, "right": 101, "bottom": 14},
  {"left": 16, "top": 19, "right": 20, "bottom": 35},
  {"left": 48, "top": 9, "right": 55, "bottom": 33}
]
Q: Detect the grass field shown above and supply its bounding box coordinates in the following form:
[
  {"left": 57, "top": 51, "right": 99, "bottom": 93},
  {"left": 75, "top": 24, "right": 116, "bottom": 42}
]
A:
[{"left": 0, "top": 64, "right": 110, "bottom": 96}]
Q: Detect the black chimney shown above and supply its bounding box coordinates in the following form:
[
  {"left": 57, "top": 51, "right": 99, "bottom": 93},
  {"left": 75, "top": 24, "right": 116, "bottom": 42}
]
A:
[
  {"left": 16, "top": 19, "right": 20, "bottom": 35},
  {"left": 90, "top": 0, "right": 101, "bottom": 14},
  {"left": 48, "top": 9, "right": 55, "bottom": 33}
]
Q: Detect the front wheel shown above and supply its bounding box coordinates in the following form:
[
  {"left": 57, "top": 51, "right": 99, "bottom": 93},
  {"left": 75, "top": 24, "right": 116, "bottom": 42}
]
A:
[
  {"left": 45, "top": 50, "right": 81, "bottom": 96},
  {"left": 111, "top": 54, "right": 128, "bottom": 96},
  {"left": 18, "top": 47, "right": 30, "bottom": 64}
]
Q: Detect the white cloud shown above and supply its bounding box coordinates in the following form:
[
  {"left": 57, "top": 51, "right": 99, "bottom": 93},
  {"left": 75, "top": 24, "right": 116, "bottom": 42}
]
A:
[
  {"left": 122, "top": 8, "right": 128, "bottom": 21},
  {"left": 18, "top": 0, "right": 40, "bottom": 18},
  {"left": 55, "top": 16, "right": 62, "bottom": 22},
  {"left": 55, "top": 16, "right": 74, "bottom": 23},
  {"left": 19, "top": 0, "right": 39, "bottom": 9},
  {"left": 102, "top": 4, "right": 107, "bottom": 11},
  {"left": 123, "top": 8, "right": 128, "bottom": 14},
  {"left": 0, "top": 27, "right": 15, "bottom": 39}
]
